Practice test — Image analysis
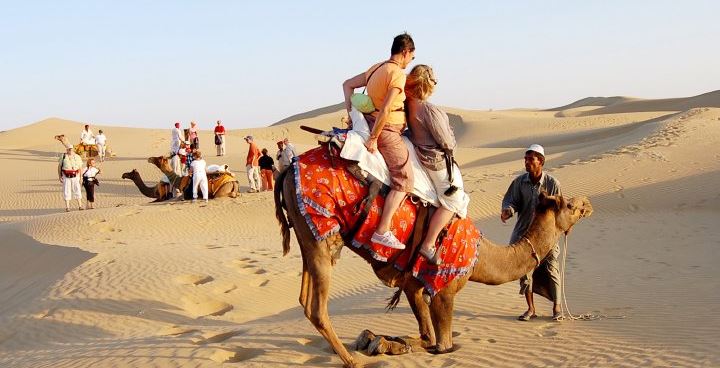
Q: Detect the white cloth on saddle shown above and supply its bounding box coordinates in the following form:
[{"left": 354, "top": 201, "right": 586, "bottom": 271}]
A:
[
  {"left": 206, "top": 164, "right": 229, "bottom": 174},
  {"left": 339, "top": 108, "right": 440, "bottom": 206}
]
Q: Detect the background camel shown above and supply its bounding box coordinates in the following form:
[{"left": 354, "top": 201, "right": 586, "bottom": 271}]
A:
[
  {"left": 274, "top": 168, "right": 592, "bottom": 367},
  {"left": 147, "top": 156, "right": 238, "bottom": 198},
  {"left": 121, "top": 169, "right": 171, "bottom": 202},
  {"left": 54, "top": 134, "right": 114, "bottom": 158}
]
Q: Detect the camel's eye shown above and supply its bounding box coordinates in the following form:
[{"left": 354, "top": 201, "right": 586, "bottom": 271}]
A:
[{"left": 567, "top": 203, "right": 574, "bottom": 210}]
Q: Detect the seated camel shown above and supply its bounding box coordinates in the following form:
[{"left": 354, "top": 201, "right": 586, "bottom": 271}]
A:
[
  {"left": 121, "top": 169, "right": 172, "bottom": 202},
  {"left": 147, "top": 156, "right": 239, "bottom": 199},
  {"left": 274, "top": 147, "right": 593, "bottom": 367}
]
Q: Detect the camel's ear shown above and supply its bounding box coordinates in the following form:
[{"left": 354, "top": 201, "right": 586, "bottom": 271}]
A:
[{"left": 537, "top": 191, "right": 561, "bottom": 212}]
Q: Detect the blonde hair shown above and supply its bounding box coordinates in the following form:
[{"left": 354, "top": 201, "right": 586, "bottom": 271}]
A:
[
  {"left": 405, "top": 64, "right": 436, "bottom": 101},
  {"left": 193, "top": 150, "right": 202, "bottom": 159}
]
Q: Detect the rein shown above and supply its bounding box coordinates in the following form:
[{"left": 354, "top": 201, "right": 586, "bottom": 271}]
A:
[
  {"left": 522, "top": 236, "right": 541, "bottom": 268},
  {"left": 559, "top": 232, "right": 626, "bottom": 321}
]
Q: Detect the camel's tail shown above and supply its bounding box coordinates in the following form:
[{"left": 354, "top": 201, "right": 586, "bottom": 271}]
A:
[
  {"left": 274, "top": 168, "right": 292, "bottom": 256},
  {"left": 386, "top": 288, "right": 403, "bottom": 311}
]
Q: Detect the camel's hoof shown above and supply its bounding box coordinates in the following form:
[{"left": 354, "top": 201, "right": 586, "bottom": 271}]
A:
[{"left": 427, "top": 343, "right": 460, "bottom": 355}]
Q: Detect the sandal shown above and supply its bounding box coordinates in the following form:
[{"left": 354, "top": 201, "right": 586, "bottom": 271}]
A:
[
  {"left": 419, "top": 247, "right": 442, "bottom": 266},
  {"left": 552, "top": 312, "right": 565, "bottom": 321},
  {"left": 518, "top": 311, "right": 538, "bottom": 321}
]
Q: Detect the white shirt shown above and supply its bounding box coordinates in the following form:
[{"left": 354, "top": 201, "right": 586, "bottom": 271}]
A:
[
  {"left": 83, "top": 166, "right": 100, "bottom": 178},
  {"left": 190, "top": 159, "right": 207, "bottom": 177},
  {"left": 81, "top": 129, "right": 95, "bottom": 145},
  {"left": 171, "top": 128, "right": 182, "bottom": 152},
  {"left": 95, "top": 133, "right": 106, "bottom": 146}
]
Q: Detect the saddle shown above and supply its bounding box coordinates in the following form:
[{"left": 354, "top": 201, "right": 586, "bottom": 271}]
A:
[{"left": 208, "top": 172, "right": 237, "bottom": 197}]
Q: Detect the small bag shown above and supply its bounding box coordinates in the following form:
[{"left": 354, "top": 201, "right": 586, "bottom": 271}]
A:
[
  {"left": 350, "top": 61, "right": 391, "bottom": 114},
  {"left": 62, "top": 169, "right": 78, "bottom": 178},
  {"left": 351, "top": 93, "right": 376, "bottom": 114}
]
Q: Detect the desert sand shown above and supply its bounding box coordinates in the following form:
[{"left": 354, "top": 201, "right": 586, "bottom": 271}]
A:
[{"left": 1, "top": 90, "right": 719, "bottom": 367}]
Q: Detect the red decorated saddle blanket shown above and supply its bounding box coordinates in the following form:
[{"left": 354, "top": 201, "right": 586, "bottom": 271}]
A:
[{"left": 294, "top": 147, "right": 481, "bottom": 296}]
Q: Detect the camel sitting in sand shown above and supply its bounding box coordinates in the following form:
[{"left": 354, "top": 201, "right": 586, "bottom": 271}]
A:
[
  {"left": 274, "top": 167, "right": 592, "bottom": 367},
  {"left": 121, "top": 169, "right": 173, "bottom": 202},
  {"left": 147, "top": 156, "right": 239, "bottom": 199}
]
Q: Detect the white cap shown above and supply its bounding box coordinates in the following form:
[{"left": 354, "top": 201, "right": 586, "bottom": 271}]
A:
[{"left": 526, "top": 144, "right": 545, "bottom": 157}]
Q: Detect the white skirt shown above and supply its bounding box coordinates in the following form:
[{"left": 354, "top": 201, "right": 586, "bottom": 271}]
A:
[{"left": 425, "top": 163, "right": 470, "bottom": 218}]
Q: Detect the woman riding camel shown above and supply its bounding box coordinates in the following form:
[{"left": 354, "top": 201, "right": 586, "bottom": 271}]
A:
[
  {"left": 405, "top": 65, "right": 470, "bottom": 265},
  {"left": 342, "top": 33, "right": 416, "bottom": 250}
]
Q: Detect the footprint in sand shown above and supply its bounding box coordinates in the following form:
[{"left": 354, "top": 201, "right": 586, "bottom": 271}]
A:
[
  {"left": 208, "top": 347, "right": 264, "bottom": 363},
  {"left": 536, "top": 323, "right": 558, "bottom": 337},
  {"left": 182, "top": 297, "right": 233, "bottom": 317},
  {"left": 230, "top": 258, "right": 269, "bottom": 276},
  {"left": 159, "top": 325, "right": 198, "bottom": 336},
  {"left": 192, "top": 329, "right": 244, "bottom": 345},
  {"left": 175, "top": 274, "right": 214, "bottom": 285},
  {"left": 213, "top": 283, "right": 238, "bottom": 294},
  {"left": 204, "top": 244, "right": 224, "bottom": 250}
]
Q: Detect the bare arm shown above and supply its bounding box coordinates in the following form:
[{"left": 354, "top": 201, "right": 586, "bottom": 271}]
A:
[{"left": 342, "top": 72, "right": 367, "bottom": 113}]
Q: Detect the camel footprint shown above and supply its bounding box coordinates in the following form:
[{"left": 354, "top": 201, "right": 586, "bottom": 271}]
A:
[{"left": 536, "top": 323, "right": 558, "bottom": 337}]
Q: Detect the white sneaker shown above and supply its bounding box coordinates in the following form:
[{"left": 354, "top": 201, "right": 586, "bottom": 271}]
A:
[{"left": 371, "top": 231, "right": 406, "bottom": 250}]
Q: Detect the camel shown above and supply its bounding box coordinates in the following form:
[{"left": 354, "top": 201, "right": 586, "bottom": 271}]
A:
[
  {"left": 53, "top": 134, "right": 73, "bottom": 150},
  {"left": 54, "top": 134, "right": 114, "bottom": 158},
  {"left": 274, "top": 168, "right": 592, "bottom": 367},
  {"left": 147, "top": 156, "right": 239, "bottom": 199},
  {"left": 121, "top": 169, "right": 172, "bottom": 202}
]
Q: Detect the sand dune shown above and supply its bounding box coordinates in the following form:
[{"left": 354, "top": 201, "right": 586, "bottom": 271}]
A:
[{"left": 1, "top": 92, "right": 719, "bottom": 367}]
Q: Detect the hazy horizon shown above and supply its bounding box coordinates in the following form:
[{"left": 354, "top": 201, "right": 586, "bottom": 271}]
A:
[{"left": 2, "top": 0, "right": 719, "bottom": 131}]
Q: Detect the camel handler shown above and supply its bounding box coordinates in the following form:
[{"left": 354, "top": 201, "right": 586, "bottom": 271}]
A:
[
  {"left": 58, "top": 146, "right": 84, "bottom": 212},
  {"left": 501, "top": 144, "right": 564, "bottom": 322}
]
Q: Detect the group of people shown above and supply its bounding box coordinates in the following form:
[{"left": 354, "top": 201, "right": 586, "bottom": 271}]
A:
[
  {"left": 343, "top": 33, "right": 564, "bottom": 321},
  {"left": 58, "top": 141, "right": 101, "bottom": 211},
  {"left": 170, "top": 120, "right": 227, "bottom": 166},
  {"left": 243, "top": 136, "right": 297, "bottom": 193}
]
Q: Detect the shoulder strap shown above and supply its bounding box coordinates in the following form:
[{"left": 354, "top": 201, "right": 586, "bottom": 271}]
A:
[{"left": 361, "top": 61, "right": 392, "bottom": 93}]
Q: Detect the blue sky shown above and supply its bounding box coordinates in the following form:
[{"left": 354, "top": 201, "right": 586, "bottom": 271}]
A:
[{"left": 1, "top": 0, "right": 718, "bottom": 130}]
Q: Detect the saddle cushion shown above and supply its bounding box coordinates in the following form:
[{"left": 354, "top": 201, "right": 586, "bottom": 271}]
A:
[{"left": 295, "top": 147, "right": 480, "bottom": 296}]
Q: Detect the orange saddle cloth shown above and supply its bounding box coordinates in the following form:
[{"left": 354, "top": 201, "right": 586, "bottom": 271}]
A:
[{"left": 294, "top": 147, "right": 481, "bottom": 296}]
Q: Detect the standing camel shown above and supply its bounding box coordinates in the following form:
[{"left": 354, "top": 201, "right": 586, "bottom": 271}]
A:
[
  {"left": 147, "top": 156, "right": 238, "bottom": 198},
  {"left": 274, "top": 168, "right": 592, "bottom": 367}
]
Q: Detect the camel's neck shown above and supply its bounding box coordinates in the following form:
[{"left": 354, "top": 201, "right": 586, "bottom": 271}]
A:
[
  {"left": 158, "top": 163, "right": 180, "bottom": 184},
  {"left": 128, "top": 174, "right": 158, "bottom": 198},
  {"left": 469, "top": 211, "right": 560, "bottom": 285}
]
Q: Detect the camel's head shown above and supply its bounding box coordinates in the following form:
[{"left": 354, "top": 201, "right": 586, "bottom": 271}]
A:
[
  {"left": 537, "top": 192, "right": 593, "bottom": 234},
  {"left": 54, "top": 134, "right": 65, "bottom": 140},
  {"left": 147, "top": 156, "right": 170, "bottom": 168},
  {"left": 121, "top": 169, "right": 139, "bottom": 180}
]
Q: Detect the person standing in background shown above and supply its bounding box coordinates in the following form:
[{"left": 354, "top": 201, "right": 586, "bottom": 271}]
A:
[
  {"left": 81, "top": 158, "right": 101, "bottom": 209},
  {"left": 189, "top": 121, "right": 199, "bottom": 149},
  {"left": 244, "top": 135, "right": 261, "bottom": 193},
  {"left": 58, "top": 146, "right": 84, "bottom": 212},
  {"left": 280, "top": 138, "right": 297, "bottom": 167},
  {"left": 95, "top": 129, "right": 107, "bottom": 162},
  {"left": 214, "top": 120, "right": 226, "bottom": 156},
  {"left": 258, "top": 148, "right": 275, "bottom": 191}
]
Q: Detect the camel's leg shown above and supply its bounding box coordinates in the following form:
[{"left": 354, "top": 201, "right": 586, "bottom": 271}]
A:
[
  {"left": 304, "top": 252, "right": 356, "bottom": 367},
  {"left": 299, "top": 257, "right": 311, "bottom": 308},
  {"left": 403, "top": 283, "right": 435, "bottom": 348},
  {"left": 429, "top": 287, "right": 455, "bottom": 353}
]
